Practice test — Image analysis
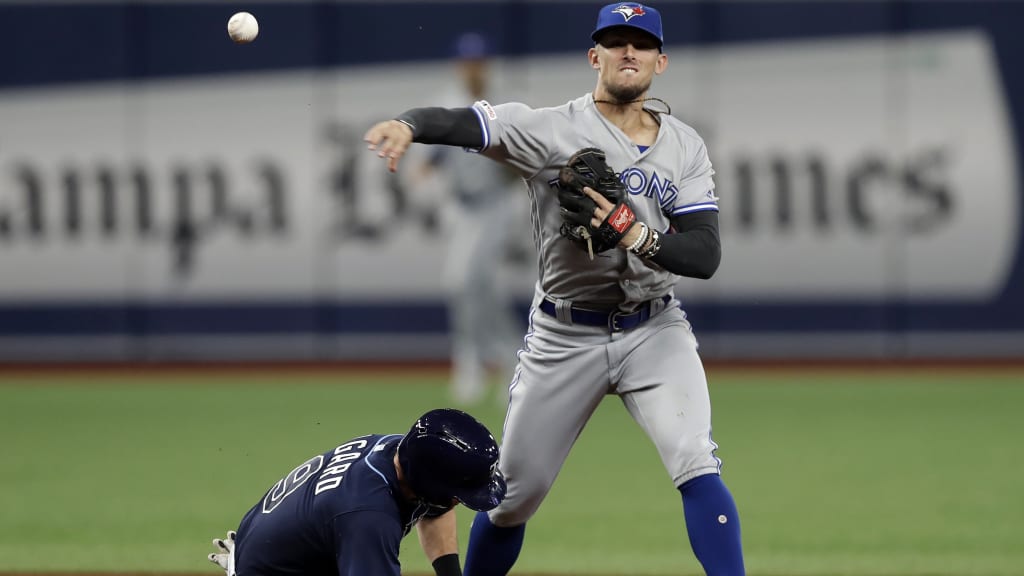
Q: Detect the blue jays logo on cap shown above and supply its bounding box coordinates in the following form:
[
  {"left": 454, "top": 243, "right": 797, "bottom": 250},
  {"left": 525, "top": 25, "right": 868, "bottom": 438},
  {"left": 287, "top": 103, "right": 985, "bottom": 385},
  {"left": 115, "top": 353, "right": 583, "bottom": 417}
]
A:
[
  {"left": 592, "top": 3, "right": 664, "bottom": 48},
  {"left": 612, "top": 4, "right": 646, "bottom": 21}
]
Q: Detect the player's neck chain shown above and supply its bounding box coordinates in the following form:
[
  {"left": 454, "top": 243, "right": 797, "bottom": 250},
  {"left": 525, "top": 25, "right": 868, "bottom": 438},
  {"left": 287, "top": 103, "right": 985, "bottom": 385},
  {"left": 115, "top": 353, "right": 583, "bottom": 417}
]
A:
[{"left": 592, "top": 95, "right": 672, "bottom": 115}]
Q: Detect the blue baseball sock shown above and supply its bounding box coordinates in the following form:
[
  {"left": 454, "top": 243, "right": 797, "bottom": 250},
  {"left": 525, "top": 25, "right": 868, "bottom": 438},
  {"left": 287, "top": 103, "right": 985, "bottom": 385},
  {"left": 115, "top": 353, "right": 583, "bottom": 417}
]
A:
[
  {"left": 678, "top": 474, "right": 745, "bottom": 576},
  {"left": 462, "top": 511, "right": 526, "bottom": 576}
]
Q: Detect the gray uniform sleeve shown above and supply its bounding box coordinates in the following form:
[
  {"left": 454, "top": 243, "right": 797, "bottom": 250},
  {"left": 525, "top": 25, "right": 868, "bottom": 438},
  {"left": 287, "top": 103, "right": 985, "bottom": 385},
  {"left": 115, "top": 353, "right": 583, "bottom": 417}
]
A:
[
  {"left": 669, "top": 135, "right": 719, "bottom": 218},
  {"left": 472, "top": 100, "right": 556, "bottom": 178}
]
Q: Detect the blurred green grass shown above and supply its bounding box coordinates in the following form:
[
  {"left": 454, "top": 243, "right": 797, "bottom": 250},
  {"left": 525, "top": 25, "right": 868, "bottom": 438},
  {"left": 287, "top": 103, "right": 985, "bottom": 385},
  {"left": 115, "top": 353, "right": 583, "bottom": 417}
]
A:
[{"left": 1, "top": 367, "right": 1022, "bottom": 575}]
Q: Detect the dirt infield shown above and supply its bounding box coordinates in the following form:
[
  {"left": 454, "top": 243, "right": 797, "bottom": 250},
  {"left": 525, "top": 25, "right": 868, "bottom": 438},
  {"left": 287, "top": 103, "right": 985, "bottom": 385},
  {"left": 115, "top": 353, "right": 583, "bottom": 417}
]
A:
[
  {"left": 6, "top": 570, "right": 957, "bottom": 576},
  {"left": 0, "top": 569, "right": 569, "bottom": 573},
  {"left": 1, "top": 357, "right": 1023, "bottom": 379},
  {"left": 0, "top": 571, "right": 628, "bottom": 576}
]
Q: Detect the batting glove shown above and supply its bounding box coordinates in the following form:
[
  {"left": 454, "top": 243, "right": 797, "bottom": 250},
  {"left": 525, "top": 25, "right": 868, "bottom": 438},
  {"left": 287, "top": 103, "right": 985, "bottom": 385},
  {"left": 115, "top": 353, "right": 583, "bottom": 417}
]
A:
[{"left": 207, "top": 530, "right": 236, "bottom": 576}]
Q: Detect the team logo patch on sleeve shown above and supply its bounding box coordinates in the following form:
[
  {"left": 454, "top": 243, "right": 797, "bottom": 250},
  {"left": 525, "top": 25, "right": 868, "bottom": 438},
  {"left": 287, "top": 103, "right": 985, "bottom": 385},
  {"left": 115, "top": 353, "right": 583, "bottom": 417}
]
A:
[{"left": 477, "top": 100, "right": 498, "bottom": 120}]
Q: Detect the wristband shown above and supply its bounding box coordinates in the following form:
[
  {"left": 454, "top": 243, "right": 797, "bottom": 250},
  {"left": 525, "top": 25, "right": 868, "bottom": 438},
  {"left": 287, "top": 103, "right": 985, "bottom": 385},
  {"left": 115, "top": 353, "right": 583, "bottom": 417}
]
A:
[{"left": 432, "top": 553, "right": 462, "bottom": 576}]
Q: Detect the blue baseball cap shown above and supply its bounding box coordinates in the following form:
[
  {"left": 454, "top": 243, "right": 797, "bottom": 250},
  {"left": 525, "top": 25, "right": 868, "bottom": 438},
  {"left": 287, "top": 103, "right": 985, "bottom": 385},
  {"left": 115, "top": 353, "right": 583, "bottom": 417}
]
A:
[{"left": 591, "top": 3, "right": 663, "bottom": 48}]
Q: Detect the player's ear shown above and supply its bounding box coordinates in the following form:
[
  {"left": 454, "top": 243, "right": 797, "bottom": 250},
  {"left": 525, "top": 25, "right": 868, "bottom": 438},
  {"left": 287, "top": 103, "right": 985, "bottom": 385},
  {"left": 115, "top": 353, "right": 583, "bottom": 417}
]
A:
[
  {"left": 588, "top": 47, "right": 600, "bottom": 70},
  {"left": 655, "top": 53, "right": 668, "bottom": 75}
]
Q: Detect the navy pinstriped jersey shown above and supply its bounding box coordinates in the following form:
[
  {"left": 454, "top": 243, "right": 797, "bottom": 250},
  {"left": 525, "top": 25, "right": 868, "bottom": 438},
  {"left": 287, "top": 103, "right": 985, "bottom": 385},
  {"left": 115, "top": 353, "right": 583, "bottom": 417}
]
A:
[{"left": 232, "top": 433, "right": 448, "bottom": 576}]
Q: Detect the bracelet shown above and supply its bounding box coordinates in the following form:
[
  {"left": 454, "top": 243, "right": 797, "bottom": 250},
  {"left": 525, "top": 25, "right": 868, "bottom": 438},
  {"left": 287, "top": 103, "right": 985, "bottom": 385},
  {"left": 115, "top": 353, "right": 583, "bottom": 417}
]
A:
[
  {"left": 626, "top": 223, "right": 649, "bottom": 254},
  {"left": 639, "top": 229, "right": 662, "bottom": 259},
  {"left": 394, "top": 117, "right": 417, "bottom": 136}
]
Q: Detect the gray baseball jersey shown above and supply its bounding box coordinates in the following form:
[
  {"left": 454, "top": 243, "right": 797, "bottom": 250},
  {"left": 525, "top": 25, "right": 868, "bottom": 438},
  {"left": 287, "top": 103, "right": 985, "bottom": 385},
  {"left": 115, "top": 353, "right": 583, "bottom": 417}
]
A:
[
  {"left": 474, "top": 94, "right": 718, "bottom": 308},
  {"left": 468, "top": 94, "right": 724, "bottom": 526}
]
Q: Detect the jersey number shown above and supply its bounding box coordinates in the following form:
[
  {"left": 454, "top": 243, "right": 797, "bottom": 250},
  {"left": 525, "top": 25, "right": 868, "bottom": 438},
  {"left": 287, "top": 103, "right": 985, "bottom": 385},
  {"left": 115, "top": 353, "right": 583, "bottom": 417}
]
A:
[{"left": 261, "top": 454, "right": 324, "bottom": 513}]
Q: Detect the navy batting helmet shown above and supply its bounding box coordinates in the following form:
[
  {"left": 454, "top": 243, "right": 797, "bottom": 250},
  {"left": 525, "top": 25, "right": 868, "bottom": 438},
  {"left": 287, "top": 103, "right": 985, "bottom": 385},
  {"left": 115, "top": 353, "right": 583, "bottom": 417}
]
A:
[{"left": 397, "top": 408, "right": 506, "bottom": 512}]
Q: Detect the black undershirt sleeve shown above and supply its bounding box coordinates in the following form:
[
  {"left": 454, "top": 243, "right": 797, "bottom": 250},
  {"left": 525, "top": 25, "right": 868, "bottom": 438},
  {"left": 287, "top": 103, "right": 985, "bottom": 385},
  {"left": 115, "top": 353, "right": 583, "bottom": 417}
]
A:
[
  {"left": 648, "top": 210, "right": 722, "bottom": 280},
  {"left": 395, "top": 107, "right": 484, "bottom": 148}
]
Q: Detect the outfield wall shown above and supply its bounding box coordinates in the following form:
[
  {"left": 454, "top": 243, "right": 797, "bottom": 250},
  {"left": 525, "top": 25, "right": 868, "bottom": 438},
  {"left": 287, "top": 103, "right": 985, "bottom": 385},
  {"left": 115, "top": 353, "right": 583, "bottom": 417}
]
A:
[{"left": 0, "top": 1, "right": 1021, "bottom": 361}]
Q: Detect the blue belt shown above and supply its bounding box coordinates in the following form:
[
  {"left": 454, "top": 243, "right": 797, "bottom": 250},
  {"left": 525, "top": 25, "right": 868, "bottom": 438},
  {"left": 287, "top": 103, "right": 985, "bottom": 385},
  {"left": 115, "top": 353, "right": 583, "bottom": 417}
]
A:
[{"left": 539, "top": 295, "right": 672, "bottom": 332}]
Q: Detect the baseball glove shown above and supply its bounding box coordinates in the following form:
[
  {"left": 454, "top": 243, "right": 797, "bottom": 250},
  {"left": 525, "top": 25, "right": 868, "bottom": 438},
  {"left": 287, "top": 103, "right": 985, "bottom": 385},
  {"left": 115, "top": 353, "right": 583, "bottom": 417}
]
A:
[{"left": 556, "top": 148, "right": 636, "bottom": 259}]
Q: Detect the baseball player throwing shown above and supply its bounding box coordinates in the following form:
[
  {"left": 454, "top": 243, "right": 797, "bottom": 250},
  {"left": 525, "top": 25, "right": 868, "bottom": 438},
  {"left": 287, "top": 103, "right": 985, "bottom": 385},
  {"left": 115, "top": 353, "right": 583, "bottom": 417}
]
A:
[
  {"left": 206, "top": 409, "right": 506, "bottom": 576},
  {"left": 364, "top": 3, "right": 745, "bottom": 574}
]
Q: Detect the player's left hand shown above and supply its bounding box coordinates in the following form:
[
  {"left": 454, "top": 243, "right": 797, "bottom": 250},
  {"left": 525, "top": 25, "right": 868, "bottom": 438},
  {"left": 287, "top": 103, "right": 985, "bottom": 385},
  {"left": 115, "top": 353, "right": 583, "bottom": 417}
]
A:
[
  {"left": 582, "top": 187, "right": 643, "bottom": 249},
  {"left": 207, "top": 530, "right": 236, "bottom": 576}
]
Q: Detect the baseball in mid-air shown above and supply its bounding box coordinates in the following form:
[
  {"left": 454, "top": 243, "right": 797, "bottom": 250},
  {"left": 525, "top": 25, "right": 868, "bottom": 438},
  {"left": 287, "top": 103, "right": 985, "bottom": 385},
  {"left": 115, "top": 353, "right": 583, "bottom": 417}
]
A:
[{"left": 227, "top": 11, "right": 259, "bottom": 44}]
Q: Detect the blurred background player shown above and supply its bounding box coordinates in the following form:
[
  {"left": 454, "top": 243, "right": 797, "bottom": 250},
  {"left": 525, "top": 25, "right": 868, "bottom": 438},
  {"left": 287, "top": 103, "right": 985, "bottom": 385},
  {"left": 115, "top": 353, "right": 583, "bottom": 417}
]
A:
[
  {"left": 206, "top": 408, "right": 506, "bottom": 576},
  {"left": 416, "top": 32, "right": 530, "bottom": 406}
]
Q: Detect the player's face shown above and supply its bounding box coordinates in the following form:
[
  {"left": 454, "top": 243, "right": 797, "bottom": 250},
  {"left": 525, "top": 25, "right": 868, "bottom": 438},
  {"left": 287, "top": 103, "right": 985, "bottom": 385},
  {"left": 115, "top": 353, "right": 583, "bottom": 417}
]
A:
[{"left": 590, "top": 29, "right": 667, "bottom": 102}]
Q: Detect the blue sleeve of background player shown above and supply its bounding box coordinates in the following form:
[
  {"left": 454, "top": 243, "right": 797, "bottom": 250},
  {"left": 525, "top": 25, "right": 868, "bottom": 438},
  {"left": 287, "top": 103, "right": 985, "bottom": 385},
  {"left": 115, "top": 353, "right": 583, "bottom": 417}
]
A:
[{"left": 331, "top": 509, "right": 404, "bottom": 576}]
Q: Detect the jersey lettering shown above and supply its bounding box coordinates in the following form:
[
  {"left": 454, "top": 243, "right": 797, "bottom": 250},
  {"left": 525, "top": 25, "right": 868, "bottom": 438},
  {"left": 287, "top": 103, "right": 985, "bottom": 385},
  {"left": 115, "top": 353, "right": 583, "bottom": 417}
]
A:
[
  {"left": 322, "top": 451, "right": 361, "bottom": 475},
  {"left": 620, "top": 167, "right": 679, "bottom": 208},
  {"left": 262, "top": 454, "right": 324, "bottom": 513},
  {"left": 314, "top": 438, "right": 369, "bottom": 495}
]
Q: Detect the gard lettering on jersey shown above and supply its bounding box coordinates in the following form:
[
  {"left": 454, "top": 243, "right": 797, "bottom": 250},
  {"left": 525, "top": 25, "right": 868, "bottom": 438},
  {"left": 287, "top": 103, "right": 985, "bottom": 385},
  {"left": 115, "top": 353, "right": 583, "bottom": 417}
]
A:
[{"left": 314, "top": 438, "right": 369, "bottom": 495}]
